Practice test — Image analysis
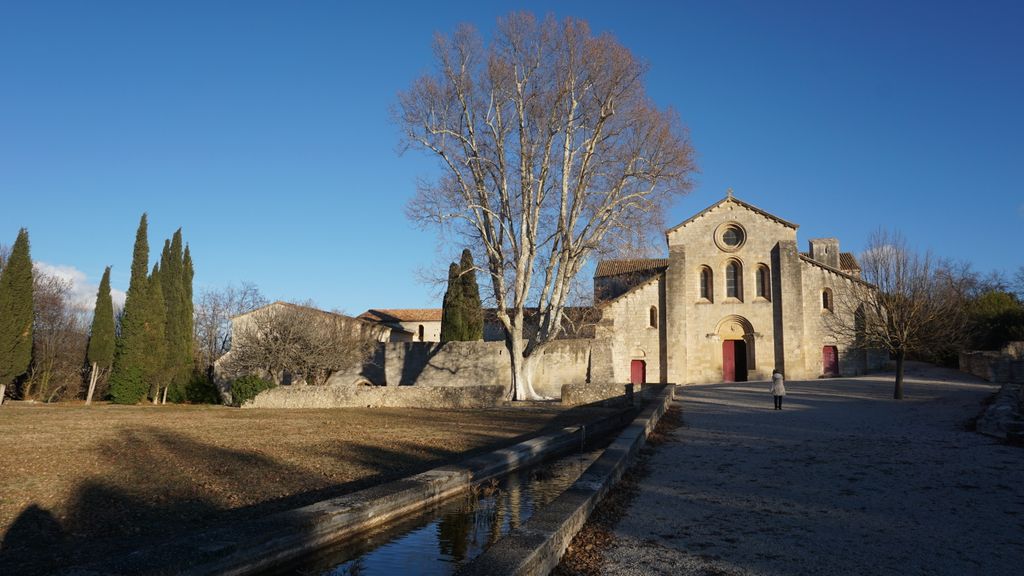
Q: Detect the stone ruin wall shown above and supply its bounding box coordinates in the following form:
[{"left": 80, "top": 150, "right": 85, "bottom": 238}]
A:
[
  {"left": 374, "top": 338, "right": 613, "bottom": 399},
  {"left": 960, "top": 342, "right": 1024, "bottom": 384}
]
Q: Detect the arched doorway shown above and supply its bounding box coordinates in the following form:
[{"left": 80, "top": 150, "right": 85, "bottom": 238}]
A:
[
  {"left": 722, "top": 339, "right": 747, "bottom": 382},
  {"left": 716, "top": 315, "right": 755, "bottom": 383}
]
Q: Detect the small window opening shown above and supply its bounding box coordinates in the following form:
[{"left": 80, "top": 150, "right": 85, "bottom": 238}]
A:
[
  {"left": 418, "top": 324, "right": 425, "bottom": 341},
  {"left": 649, "top": 306, "right": 658, "bottom": 328},
  {"left": 756, "top": 265, "right": 771, "bottom": 300},
  {"left": 822, "top": 288, "right": 833, "bottom": 312},
  {"left": 699, "top": 267, "right": 713, "bottom": 301},
  {"left": 726, "top": 261, "right": 743, "bottom": 300}
]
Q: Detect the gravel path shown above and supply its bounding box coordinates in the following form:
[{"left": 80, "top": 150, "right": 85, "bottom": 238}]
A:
[{"left": 601, "top": 364, "right": 1024, "bottom": 576}]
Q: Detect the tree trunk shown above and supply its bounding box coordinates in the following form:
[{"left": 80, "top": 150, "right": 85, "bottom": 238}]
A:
[
  {"left": 86, "top": 362, "right": 98, "bottom": 405},
  {"left": 0, "top": 384, "right": 6, "bottom": 406},
  {"left": 894, "top": 350, "right": 905, "bottom": 400},
  {"left": 161, "top": 385, "right": 169, "bottom": 405},
  {"left": 506, "top": 328, "right": 542, "bottom": 401}
]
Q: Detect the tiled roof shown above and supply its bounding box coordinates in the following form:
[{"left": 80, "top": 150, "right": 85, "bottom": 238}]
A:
[
  {"left": 594, "top": 258, "right": 669, "bottom": 278},
  {"left": 232, "top": 300, "right": 347, "bottom": 320},
  {"left": 359, "top": 308, "right": 443, "bottom": 323},
  {"left": 839, "top": 252, "right": 860, "bottom": 271},
  {"left": 801, "top": 251, "right": 861, "bottom": 272},
  {"left": 798, "top": 254, "right": 872, "bottom": 285}
]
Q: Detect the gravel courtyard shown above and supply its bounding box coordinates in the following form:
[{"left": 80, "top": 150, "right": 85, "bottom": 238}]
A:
[{"left": 602, "top": 364, "right": 1024, "bottom": 576}]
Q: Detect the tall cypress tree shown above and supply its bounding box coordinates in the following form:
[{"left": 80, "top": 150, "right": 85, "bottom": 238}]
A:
[
  {"left": 145, "top": 263, "right": 168, "bottom": 402},
  {"left": 458, "top": 249, "right": 484, "bottom": 340},
  {"left": 182, "top": 244, "right": 194, "bottom": 374},
  {"left": 109, "top": 214, "right": 151, "bottom": 404},
  {"left": 440, "top": 262, "right": 463, "bottom": 342},
  {"left": 0, "top": 229, "right": 34, "bottom": 403},
  {"left": 160, "top": 231, "right": 188, "bottom": 399},
  {"left": 85, "top": 266, "right": 115, "bottom": 403}
]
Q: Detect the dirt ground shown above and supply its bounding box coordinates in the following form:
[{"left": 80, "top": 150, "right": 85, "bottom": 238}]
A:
[
  {"left": 600, "top": 364, "right": 1023, "bottom": 575},
  {"left": 0, "top": 401, "right": 612, "bottom": 573}
]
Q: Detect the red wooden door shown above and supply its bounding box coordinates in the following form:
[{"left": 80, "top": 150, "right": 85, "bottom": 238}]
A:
[
  {"left": 823, "top": 346, "right": 838, "bottom": 376},
  {"left": 630, "top": 360, "right": 646, "bottom": 385},
  {"left": 722, "top": 340, "right": 736, "bottom": 382}
]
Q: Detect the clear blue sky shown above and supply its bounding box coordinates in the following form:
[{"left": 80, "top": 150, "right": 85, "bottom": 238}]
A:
[{"left": 2, "top": 1, "right": 1021, "bottom": 313}]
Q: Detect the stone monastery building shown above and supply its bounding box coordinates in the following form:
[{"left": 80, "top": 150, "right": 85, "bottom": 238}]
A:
[
  {"left": 591, "top": 192, "right": 885, "bottom": 385},
  {"left": 346, "top": 193, "right": 886, "bottom": 394}
]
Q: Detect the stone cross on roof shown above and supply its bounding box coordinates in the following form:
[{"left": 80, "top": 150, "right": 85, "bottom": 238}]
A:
[{"left": 726, "top": 187, "right": 734, "bottom": 198}]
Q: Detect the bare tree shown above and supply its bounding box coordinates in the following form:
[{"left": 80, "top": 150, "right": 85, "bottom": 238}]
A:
[
  {"left": 828, "top": 230, "right": 969, "bottom": 399},
  {"left": 27, "top": 269, "right": 90, "bottom": 401},
  {"left": 193, "top": 282, "right": 268, "bottom": 371},
  {"left": 396, "top": 13, "right": 696, "bottom": 399},
  {"left": 219, "top": 303, "right": 381, "bottom": 386}
]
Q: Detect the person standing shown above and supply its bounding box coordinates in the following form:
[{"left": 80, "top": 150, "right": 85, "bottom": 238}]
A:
[{"left": 770, "top": 369, "right": 786, "bottom": 410}]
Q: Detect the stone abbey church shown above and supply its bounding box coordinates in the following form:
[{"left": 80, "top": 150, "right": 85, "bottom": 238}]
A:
[
  {"left": 232, "top": 193, "right": 886, "bottom": 402},
  {"left": 590, "top": 192, "right": 886, "bottom": 385}
]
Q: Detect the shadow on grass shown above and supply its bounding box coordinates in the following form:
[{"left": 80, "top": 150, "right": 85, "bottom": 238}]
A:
[{"left": 0, "top": 403, "right": 619, "bottom": 575}]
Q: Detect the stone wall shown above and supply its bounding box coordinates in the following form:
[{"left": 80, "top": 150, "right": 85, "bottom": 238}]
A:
[
  {"left": 560, "top": 382, "right": 668, "bottom": 406},
  {"left": 378, "top": 339, "right": 609, "bottom": 399},
  {"left": 559, "top": 382, "right": 632, "bottom": 406},
  {"left": 530, "top": 339, "right": 613, "bottom": 398},
  {"left": 960, "top": 343, "right": 1024, "bottom": 383},
  {"left": 242, "top": 382, "right": 506, "bottom": 409},
  {"left": 384, "top": 341, "right": 510, "bottom": 387}
]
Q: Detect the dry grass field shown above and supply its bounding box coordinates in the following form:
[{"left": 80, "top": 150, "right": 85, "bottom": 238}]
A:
[{"left": 0, "top": 401, "right": 613, "bottom": 573}]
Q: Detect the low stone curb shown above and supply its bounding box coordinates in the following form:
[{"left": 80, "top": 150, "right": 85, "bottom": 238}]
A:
[
  {"left": 61, "top": 403, "right": 639, "bottom": 576},
  {"left": 455, "top": 384, "right": 676, "bottom": 576},
  {"left": 976, "top": 381, "right": 1024, "bottom": 442}
]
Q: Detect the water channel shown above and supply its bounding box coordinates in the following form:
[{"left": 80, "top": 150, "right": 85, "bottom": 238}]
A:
[{"left": 269, "top": 442, "right": 608, "bottom": 576}]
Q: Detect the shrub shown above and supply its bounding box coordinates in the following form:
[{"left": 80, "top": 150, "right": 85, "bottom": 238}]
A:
[
  {"left": 166, "top": 370, "right": 221, "bottom": 404},
  {"left": 108, "top": 365, "right": 146, "bottom": 405},
  {"left": 230, "top": 375, "right": 275, "bottom": 406}
]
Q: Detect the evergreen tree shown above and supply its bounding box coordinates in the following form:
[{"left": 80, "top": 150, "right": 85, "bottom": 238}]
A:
[
  {"left": 145, "top": 263, "right": 168, "bottom": 402},
  {"left": 458, "top": 249, "right": 484, "bottom": 340},
  {"left": 160, "top": 230, "right": 189, "bottom": 399},
  {"left": 109, "top": 214, "right": 152, "bottom": 404},
  {"left": 85, "top": 266, "right": 115, "bottom": 403},
  {"left": 182, "top": 243, "right": 194, "bottom": 370},
  {"left": 440, "top": 250, "right": 484, "bottom": 342},
  {"left": 0, "top": 229, "right": 34, "bottom": 403},
  {"left": 440, "top": 262, "right": 463, "bottom": 342}
]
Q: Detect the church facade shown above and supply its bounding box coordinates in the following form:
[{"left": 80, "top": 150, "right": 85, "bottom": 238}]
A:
[{"left": 593, "top": 193, "right": 886, "bottom": 385}]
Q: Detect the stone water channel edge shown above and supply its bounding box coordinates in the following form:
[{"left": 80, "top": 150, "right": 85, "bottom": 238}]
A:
[{"left": 59, "top": 387, "right": 671, "bottom": 576}]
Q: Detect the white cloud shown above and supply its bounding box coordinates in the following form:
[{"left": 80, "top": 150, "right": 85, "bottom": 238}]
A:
[{"left": 34, "top": 262, "right": 127, "bottom": 313}]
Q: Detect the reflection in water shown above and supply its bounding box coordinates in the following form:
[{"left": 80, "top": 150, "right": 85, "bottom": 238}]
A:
[{"left": 279, "top": 448, "right": 602, "bottom": 576}]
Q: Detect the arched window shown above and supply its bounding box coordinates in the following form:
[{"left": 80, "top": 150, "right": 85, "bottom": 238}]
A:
[
  {"left": 726, "top": 261, "right": 743, "bottom": 300},
  {"left": 756, "top": 265, "right": 771, "bottom": 300},
  {"left": 699, "top": 267, "right": 713, "bottom": 301},
  {"left": 822, "top": 288, "right": 833, "bottom": 312},
  {"left": 418, "top": 324, "right": 425, "bottom": 341},
  {"left": 649, "top": 306, "right": 658, "bottom": 328}
]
